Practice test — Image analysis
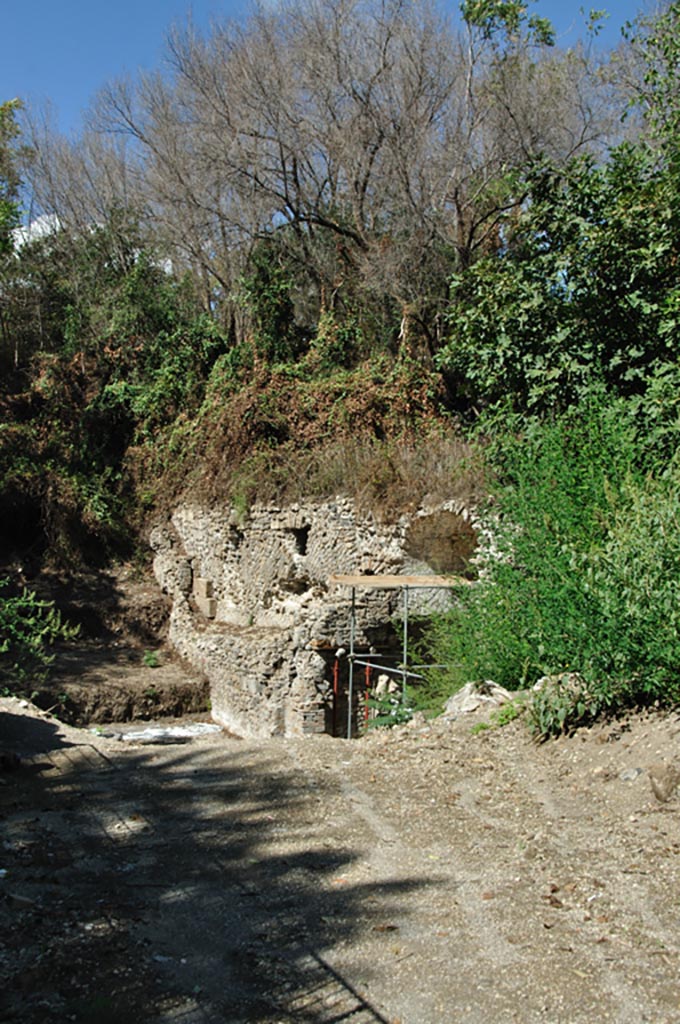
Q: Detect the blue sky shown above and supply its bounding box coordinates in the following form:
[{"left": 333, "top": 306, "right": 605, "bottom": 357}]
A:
[{"left": 2, "top": 1, "right": 650, "bottom": 136}]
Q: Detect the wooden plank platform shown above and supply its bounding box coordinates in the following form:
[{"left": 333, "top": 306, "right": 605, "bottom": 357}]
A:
[{"left": 328, "top": 573, "right": 467, "bottom": 589}]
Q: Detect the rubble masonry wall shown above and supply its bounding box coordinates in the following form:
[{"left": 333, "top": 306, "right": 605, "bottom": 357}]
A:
[{"left": 150, "top": 498, "right": 475, "bottom": 738}]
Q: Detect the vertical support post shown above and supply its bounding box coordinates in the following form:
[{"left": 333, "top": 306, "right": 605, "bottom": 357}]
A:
[
  {"left": 332, "top": 658, "right": 339, "bottom": 736},
  {"left": 347, "top": 587, "right": 356, "bottom": 739},
  {"left": 402, "top": 585, "right": 409, "bottom": 708},
  {"left": 364, "top": 662, "right": 371, "bottom": 730}
]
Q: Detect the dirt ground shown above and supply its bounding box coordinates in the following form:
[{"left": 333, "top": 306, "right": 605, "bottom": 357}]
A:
[
  {"left": 32, "top": 641, "right": 211, "bottom": 725},
  {"left": 10, "top": 563, "right": 211, "bottom": 725},
  {"left": 2, "top": 683, "right": 680, "bottom": 1024}
]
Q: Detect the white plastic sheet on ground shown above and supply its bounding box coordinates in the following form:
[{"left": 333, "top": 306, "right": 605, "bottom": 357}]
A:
[{"left": 97, "top": 723, "right": 222, "bottom": 743}]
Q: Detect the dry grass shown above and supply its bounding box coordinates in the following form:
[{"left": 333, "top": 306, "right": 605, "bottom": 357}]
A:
[
  {"left": 207, "top": 427, "right": 486, "bottom": 517},
  {"left": 129, "top": 359, "right": 489, "bottom": 520}
]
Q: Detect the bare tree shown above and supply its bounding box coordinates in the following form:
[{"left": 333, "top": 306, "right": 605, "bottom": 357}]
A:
[{"left": 24, "top": 0, "right": 625, "bottom": 350}]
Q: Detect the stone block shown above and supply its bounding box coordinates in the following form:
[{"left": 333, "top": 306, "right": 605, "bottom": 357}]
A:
[
  {"left": 194, "top": 577, "right": 214, "bottom": 599},
  {"left": 195, "top": 595, "right": 217, "bottom": 619},
  {"left": 301, "top": 706, "right": 326, "bottom": 734}
]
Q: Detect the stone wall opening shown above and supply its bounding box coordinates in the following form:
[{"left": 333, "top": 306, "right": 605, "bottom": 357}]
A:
[
  {"left": 287, "top": 525, "right": 310, "bottom": 555},
  {"left": 405, "top": 510, "right": 476, "bottom": 575}
]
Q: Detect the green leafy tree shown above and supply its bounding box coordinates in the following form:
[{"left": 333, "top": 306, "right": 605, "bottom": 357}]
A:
[
  {"left": 439, "top": 143, "right": 680, "bottom": 416},
  {"left": 0, "top": 212, "right": 224, "bottom": 562},
  {"left": 238, "top": 237, "right": 309, "bottom": 364},
  {"left": 461, "top": 0, "right": 555, "bottom": 48},
  {"left": 626, "top": 1, "right": 680, "bottom": 150}
]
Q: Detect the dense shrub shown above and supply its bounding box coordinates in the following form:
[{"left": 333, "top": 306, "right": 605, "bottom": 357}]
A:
[{"left": 424, "top": 397, "right": 680, "bottom": 737}]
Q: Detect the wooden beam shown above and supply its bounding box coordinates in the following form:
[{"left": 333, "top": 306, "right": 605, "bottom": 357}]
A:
[{"left": 328, "top": 573, "right": 468, "bottom": 589}]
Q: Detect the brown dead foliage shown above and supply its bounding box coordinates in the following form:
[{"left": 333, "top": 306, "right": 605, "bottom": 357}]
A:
[{"left": 129, "top": 359, "right": 487, "bottom": 518}]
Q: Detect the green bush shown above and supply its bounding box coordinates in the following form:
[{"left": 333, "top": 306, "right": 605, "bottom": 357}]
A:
[
  {"left": 425, "top": 396, "right": 680, "bottom": 737},
  {"left": 0, "top": 579, "right": 77, "bottom": 692},
  {"left": 586, "top": 471, "right": 680, "bottom": 705},
  {"left": 366, "top": 692, "right": 414, "bottom": 729}
]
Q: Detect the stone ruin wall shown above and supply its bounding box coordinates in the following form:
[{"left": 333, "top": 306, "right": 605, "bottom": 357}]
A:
[{"left": 151, "top": 498, "right": 476, "bottom": 738}]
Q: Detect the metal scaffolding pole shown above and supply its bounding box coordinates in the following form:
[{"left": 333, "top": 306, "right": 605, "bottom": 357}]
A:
[
  {"left": 347, "top": 586, "right": 356, "bottom": 739},
  {"left": 402, "top": 585, "right": 409, "bottom": 708},
  {"left": 328, "top": 574, "right": 464, "bottom": 740}
]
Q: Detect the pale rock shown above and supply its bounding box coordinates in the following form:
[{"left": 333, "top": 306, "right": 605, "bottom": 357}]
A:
[
  {"left": 442, "top": 681, "right": 513, "bottom": 717},
  {"left": 649, "top": 762, "right": 680, "bottom": 803}
]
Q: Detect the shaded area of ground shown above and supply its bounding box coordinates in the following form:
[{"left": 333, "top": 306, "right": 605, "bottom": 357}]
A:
[
  {"left": 12, "top": 563, "right": 171, "bottom": 647},
  {"left": 2, "top": 696, "right": 680, "bottom": 1023},
  {"left": 1, "top": 699, "right": 425, "bottom": 1023}
]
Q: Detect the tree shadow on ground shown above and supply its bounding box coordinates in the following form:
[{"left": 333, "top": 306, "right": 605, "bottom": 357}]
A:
[
  {"left": 1, "top": 727, "right": 435, "bottom": 1023},
  {"left": 0, "top": 711, "right": 74, "bottom": 755}
]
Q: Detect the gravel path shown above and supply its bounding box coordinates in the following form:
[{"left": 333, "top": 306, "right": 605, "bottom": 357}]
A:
[{"left": 2, "top": 696, "right": 679, "bottom": 1023}]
